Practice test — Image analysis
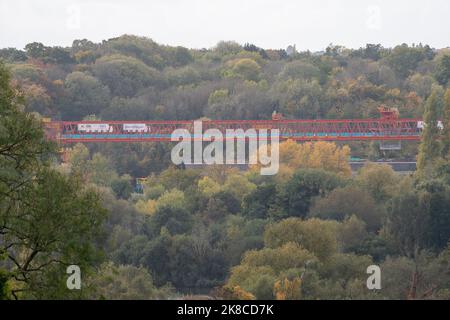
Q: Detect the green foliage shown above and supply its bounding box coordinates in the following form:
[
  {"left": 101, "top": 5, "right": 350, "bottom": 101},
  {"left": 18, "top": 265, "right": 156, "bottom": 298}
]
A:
[
  {"left": 280, "top": 60, "right": 321, "bottom": 81},
  {"left": 309, "top": 186, "right": 382, "bottom": 231},
  {"left": 102, "top": 35, "right": 191, "bottom": 69},
  {"left": 386, "top": 44, "right": 432, "bottom": 78},
  {"left": 10, "top": 64, "right": 44, "bottom": 83},
  {"left": 111, "top": 175, "right": 133, "bottom": 199},
  {"left": 0, "top": 48, "right": 27, "bottom": 62},
  {"left": 417, "top": 87, "right": 443, "bottom": 174},
  {"left": 150, "top": 205, "right": 193, "bottom": 235},
  {"left": 380, "top": 250, "right": 450, "bottom": 299},
  {"left": 62, "top": 71, "right": 110, "bottom": 119},
  {"left": 443, "top": 89, "right": 450, "bottom": 158},
  {"left": 435, "top": 55, "right": 450, "bottom": 86},
  {"left": 153, "top": 166, "right": 202, "bottom": 191},
  {"left": 272, "top": 169, "right": 344, "bottom": 219},
  {"left": 242, "top": 183, "right": 277, "bottom": 219},
  {"left": 1, "top": 62, "right": 106, "bottom": 299},
  {"left": 93, "top": 54, "right": 164, "bottom": 97},
  {"left": 274, "top": 79, "right": 324, "bottom": 119},
  {"left": 354, "top": 163, "right": 398, "bottom": 202},
  {"left": 0, "top": 270, "right": 11, "bottom": 300},
  {"left": 224, "top": 58, "right": 261, "bottom": 81},
  {"left": 264, "top": 218, "right": 338, "bottom": 261},
  {"left": 336, "top": 215, "right": 369, "bottom": 252},
  {"left": 89, "top": 262, "right": 172, "bottom": 299},
  {"left": 4, "top": 37, "right": 450, "bottom": 300},
  {"left": 155, "top": 188, "right": 187, "bottom": 211},
  {"left": 385, "top": 177, "right": 450, "bottom": 257}
]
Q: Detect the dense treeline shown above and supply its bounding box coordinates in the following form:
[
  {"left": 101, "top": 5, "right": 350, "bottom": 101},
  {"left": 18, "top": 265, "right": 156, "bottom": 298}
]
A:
[
  {"left": 3, "top": 36, "right": 450, "bottom": 163},
  {"left": 1, "top": 36, "right": 450, "bottom": 299},
  {"left": 2, "top": 36, "right": 449, "bottom": 122},
  {"left": 62, "top": 124, "right": 450, "bottom": 299}
]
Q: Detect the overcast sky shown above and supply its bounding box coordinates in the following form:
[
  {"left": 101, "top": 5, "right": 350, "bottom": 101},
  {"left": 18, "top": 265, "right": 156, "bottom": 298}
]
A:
[{"left": 1, "top": 0, "right": 449, "bottom": 51}]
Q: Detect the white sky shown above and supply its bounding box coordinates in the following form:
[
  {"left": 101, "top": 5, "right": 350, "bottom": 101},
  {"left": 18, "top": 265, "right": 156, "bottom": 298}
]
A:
[{"left": 1, "top": 0, "right": 449, "bottom": 51}]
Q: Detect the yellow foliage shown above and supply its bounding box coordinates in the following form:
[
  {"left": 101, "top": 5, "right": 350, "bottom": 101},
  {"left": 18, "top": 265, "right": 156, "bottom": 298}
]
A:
[
  {"left": 241, "top": 242, "right": 317, "bottom": 273},
  {"left": 135, "top": 188, "right": 186, "bottom": 215},
  {"left": 136, "top": 199, "right": 157, "bottom": 215},
  {"left": 223, "top": 174, "right": 256, "bottom": 202},
  {"left": 252, "top": 140, "right": 351, "bottom": 180},
  {"left": 156, "top": 188, "right": 186, "bottom": 210},
  {"left": 215, "top": 285, "right": 256, "bottom": 300},
  {"left": 198, "top": 176, "right": 221, "bottom": 197},
  {"left": 274, "top": 277, "right": 302, "bottom": 300}
]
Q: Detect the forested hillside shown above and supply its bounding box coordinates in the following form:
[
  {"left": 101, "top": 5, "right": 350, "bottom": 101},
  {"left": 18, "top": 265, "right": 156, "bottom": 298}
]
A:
[
  {"left": 1, "top": 36, "right": 450, "bottom": 299},
  {"left": 3, "top": 36, "right": 449, "bottom": 122},
  {"left": 3, "top": 36, "right": 450, "bottom": 162}
]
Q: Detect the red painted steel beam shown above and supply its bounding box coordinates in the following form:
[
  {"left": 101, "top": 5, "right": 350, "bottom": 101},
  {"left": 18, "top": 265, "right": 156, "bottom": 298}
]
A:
[{"left": 44, "top": 119, "right": 423, "bottom": 144}]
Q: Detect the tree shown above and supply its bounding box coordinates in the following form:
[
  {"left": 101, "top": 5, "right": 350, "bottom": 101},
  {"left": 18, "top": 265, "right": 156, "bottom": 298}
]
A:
[
  {"left": 351, "top": 44, "right": 385, "bottom": 61},
  {"left": 154, "top": 188, "right": 187, "bottom": 211},
  {"left": 89, "top": 263, "right": 172, "bottom": 299},
  {"left": 149, "top": 205, "right": 193, "bottom": 236},
  {"left": 355, "top": 163, "right": 398, "bottom": 202},
  {"left": 0, "top": 48, "right": 27, "bottom": 62},
  {"left": 242, "top": 183, "right": 277, "bottom": 219},
  {"left": 153, "top": 166, "right": 201, "bottom": 191},
  {"left": 213, "top": 41, "right": 242, "bottom": 56},
  {"left": 93, "top": 54, "right": 164, "bottom": 97},
  {"left": 21, "top": 83, "right": 52, "bottom": 115},
  {"left": 169, "top": 46, "right": 193, "bottom": 67},
  {"left": 264, "top": 218, "right": 338, "bottom": 261},
  {"left": 67, "top": 143, "right": 90, "bottom": 173},
  {"left": 223, "top": 174, "right": 256, "bottom": 202},
  {"left": 24, "top": 42, "right": 46, "bottom": 59},
  {"left": 227, "top": 242, "right": 317, "bottom": 298},
  {"left": 336, "top": 215, "right": 368, "bottom": 252},
  {"left": 273, "top": 277, "right": 302, "bottom": 300},
  {"left": 166, "top": 66, "right": 201, "bottom": 86},
  {"left": 274, "top": 140, "right": 352, "bottom": 177},
  {"left": 280, "top": 61, "right": 321, "bottom": 81},
  {"left": 435, "top": 55, "right": 450, "bottom": 86},
  {"left": 10, "top": 64, "right": 44, "bottom": 83},
  {"left": 417, "top": 87, "right": 443, "bottom": 174},
  {"left": 406, "top": 73, "right": 436, "bottom": 99},
  {"left": 0, "top": 61, "right": 52, "bottom": 223},
  {"left": 380, "top": 250, "right": 450, "bottom": 299},
  {"left": 239, "top": 242, "right": 316, "bottom": 273},
  {"left": 88, "top": 153, "right": 119, "bottom": 187},
  {"left": 198, "top": 176, "right": 221, "bottom": 197},
  {"left": 4, "top": 169, "right": 106, "bottom": 299},
  {"left": 418, "top": 180, "right": 450, "bottom": 251},
  {"left": 212, "top": 285, "right": 255, "bottom": 300},
  {"left": 223, "top": 58, "right": 261, "bottom": 81},
  {"left": 272, "top": 169, "right": 344, "bottom": 219},
  {"left": 386, "top": 44, "right": 429, "bottom": 78},
  {"left": 62, "top": 72, "right": 110, "bottom": 120},
  {"left": 309, "top": 186, "right": 382, "bottom": 231},
  {"left": 273, "top": 79, "right": 324, "bottom": 119},
  {"left": 442, "top": 88, "right": 450, "bottom": 158},
  {"left": 102, "top": 35, "right": 180, "bottom": 69},
  {"left": 44, "top": 47, "right": 74, "bottom": 64},
  {"left": 0, "top": 62, "right": 106, "bottom": 299},
  {"left": 386, "top": 186, "right": 429, "bottom": 258},
  {"left": 111, "top": 175, "right": 133, "bottom": 199}
]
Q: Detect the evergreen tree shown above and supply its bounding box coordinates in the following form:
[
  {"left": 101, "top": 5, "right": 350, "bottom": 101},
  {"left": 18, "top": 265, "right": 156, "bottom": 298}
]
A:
[
  {"left": 442, "top": 88, "right": 450, "bottom": 159},
  {"left": 417, "top": 88, "right": 443, "bottom": 175}
]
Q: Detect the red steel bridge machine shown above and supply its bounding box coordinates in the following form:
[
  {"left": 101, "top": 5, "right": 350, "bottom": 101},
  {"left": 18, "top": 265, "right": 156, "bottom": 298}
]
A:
[{"left": 44, "top": 107, "right": 423, "bottom": 145}]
